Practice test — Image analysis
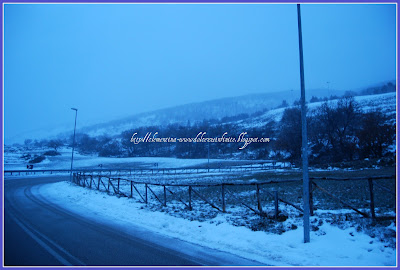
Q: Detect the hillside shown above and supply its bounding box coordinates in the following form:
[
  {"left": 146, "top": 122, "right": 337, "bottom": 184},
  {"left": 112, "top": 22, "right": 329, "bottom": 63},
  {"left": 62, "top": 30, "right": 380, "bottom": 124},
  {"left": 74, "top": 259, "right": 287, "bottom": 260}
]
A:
[
  {"left": 237, "top": 92, "right": 396, "bottom": 129},
  {"left": 6, "top": 81, "right": 395, "bottom": 145},
  {"left": 61, "top": 88, "right": 349, "bottom": 139}
]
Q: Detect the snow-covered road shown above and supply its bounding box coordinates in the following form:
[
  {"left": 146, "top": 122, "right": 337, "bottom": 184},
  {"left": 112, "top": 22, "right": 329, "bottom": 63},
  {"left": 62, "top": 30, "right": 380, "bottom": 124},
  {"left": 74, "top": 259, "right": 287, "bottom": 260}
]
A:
[
  {"left": 4, "top": 176, "right": 263, "bottom": 266},
  {"left": 37, "top": 179, "right": 396, "bottom": 266}
]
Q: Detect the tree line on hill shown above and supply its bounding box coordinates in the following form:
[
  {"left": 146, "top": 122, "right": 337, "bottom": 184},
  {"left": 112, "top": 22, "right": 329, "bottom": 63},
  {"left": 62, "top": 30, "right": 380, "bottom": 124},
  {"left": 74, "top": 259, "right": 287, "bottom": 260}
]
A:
[
  {"left": 20, "top": 93, "right": 395, "bottom": 168},
  {"left": 36, "top": 96, "right": 393, "bottom": 168}
]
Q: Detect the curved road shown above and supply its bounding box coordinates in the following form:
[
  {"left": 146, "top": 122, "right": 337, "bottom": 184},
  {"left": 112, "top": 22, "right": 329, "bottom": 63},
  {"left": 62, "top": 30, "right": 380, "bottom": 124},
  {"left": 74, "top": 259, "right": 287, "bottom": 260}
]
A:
[{"left": 4, "top": 176, "right": 262, "bottom": 266}]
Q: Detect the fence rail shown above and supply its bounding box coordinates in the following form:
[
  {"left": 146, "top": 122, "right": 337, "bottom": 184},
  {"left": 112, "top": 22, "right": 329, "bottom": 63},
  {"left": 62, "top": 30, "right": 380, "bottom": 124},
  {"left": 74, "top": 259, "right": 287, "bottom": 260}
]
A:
[
  {"left": 72, "top": 172, "right": 300, "bottom": 219},
  {"left": 5, "top": 166, "right": 394, "bottom": 221},
  {"left": 72, "top": 171, "right": 396, "bottom": 221},
  {"left": 310, "top": 176, "right": 396, "bottom": 220}
]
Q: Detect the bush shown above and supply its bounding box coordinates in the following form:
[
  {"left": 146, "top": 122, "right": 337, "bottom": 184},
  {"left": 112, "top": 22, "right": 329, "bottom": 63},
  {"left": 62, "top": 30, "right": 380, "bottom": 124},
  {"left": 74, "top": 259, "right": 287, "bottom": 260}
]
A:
[
  {"left": 29, "top": 155, "right": 46, "bottom": 164},
  {"left": 43, "top": 150, "right": 61, "bottom": 156},
  {"left": 47, "top": 139, "right": 63, "bottom": 151},
  {"left": 20, "top": 154, "right": 31, "bottom": 160}
]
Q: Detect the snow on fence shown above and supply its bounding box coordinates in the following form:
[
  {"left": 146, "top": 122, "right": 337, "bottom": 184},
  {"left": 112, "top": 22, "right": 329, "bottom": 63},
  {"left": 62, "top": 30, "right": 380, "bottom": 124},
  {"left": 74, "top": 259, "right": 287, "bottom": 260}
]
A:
[{"left": 72, "top": 172, "right": 396, "bottom": 221}]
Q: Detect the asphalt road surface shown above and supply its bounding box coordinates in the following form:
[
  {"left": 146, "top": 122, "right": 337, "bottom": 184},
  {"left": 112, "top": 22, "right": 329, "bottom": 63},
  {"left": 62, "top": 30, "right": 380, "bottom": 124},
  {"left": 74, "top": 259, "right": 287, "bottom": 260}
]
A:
[{"left": 4, "top": 175, "right": 263, "bottom": 266}]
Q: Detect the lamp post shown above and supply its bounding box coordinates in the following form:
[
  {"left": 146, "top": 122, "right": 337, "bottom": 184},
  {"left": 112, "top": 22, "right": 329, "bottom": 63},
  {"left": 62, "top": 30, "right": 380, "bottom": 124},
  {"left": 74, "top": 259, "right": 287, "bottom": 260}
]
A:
[
  {"left": 297, "top": 4, "right": 310, "bottom": 243},
  {"left": 208, "top": 130, "right": 210, "bottom": 172},
  {"left": 70, "top": 108, "right": 78, "bottom": 182},
  {"left": 207, "top": 121, "right": 210, "bottom": 172}
]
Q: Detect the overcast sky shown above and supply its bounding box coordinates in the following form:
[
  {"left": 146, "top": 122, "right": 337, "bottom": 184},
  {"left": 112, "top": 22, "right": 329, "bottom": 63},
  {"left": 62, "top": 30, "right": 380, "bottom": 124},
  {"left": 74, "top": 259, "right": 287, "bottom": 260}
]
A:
[{"left": 4, "top": 3, "right": 396, "bottom": 144}]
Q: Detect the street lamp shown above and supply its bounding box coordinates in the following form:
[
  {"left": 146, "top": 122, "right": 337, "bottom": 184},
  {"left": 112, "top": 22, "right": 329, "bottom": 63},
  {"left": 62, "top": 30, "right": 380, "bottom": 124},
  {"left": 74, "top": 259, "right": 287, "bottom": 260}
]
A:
[
  {"left": 207, "top": 122, "right": 210, "bottom": 172},
  {"left": 297, "top": 4, "right": 311, "bottom": 243},
  {"left": 207, "top": 135, "right": 210, "bottom": 172},
  {"left": 70, "top": 108, "right": 78, "bottom": 182}
]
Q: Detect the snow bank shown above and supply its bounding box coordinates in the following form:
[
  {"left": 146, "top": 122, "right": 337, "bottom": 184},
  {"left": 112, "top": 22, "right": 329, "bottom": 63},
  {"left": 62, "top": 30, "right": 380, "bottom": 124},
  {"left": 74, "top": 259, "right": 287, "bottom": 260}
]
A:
[{"left": 39, "top": 181, "right": 396, "bottom": 266}]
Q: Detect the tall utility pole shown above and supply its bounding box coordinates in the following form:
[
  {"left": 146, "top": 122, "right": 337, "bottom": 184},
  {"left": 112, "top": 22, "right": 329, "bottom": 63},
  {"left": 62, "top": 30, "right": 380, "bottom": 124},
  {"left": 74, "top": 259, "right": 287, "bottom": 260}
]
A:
[
  {"left": 297, "top": 4, "right": 310, "bottom": 243},
  {"left": 70, "top": 108, "right": 78, "bottom": 182}
]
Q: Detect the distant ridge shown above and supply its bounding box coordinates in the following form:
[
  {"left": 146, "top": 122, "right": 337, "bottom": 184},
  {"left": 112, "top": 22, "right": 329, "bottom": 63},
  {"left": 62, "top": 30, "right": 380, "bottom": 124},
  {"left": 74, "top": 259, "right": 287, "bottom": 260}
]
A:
[
  {"left": 5, "top": 80, "right": 395, "bottom": 144},
  {"left": 74, "top": 88, "right": 349, "bottom": 138}
]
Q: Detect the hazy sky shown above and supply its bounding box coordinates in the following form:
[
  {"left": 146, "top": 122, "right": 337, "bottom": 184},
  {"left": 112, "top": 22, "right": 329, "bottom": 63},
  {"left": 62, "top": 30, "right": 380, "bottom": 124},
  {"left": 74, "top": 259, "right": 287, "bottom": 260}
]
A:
[{"left": 4, "top": 3, "right": 396, "bottom": 143}]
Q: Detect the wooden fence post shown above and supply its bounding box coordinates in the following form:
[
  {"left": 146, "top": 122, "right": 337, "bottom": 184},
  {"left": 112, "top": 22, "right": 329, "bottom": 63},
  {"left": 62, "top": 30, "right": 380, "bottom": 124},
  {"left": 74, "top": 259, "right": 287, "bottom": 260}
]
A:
[
  {"left": 274, "top": 190, "right": 279, "bottom": 219},
  {"left": 107, "top": 179, "right": 110, "bottom": 192},
  {"left": 256, "top": 184, "right": 263, "bottom": 212},
  {"left": 145, "top": 183, "right": 148, "bottom": 204},
  {"left": 368, "top": 178, "right": 376, "bottom": 220},
  {"left": 309, "top": 180, "right": 314, "bottom": 216},
  {"left": 188, "top": 186, "right": 192, "bottom": 210},
  {"left": 117, "top": 178, "right": 120, "bottom": 194},
  {"left": 90, "top": 175, "right": 93, "bottom": 188},
  {"left": 97, "top": 176, "right": 101, "bottom": 190},
  {"left": 221, "top": 184, "right": 226, "bottom": 213},
  {"left": 130, "top": 182, "right": 133, "bottom": 198},
  {"left": 163, "top": 186, "right": 167, "bottom": 207}
]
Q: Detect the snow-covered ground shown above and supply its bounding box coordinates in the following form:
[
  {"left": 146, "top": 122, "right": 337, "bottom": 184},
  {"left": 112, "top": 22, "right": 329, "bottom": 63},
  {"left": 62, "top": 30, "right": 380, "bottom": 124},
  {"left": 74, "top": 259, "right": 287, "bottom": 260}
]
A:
[
  {"left": 4, "top": 146, "right": 237, "bottom": 171},
  {"left": 39, "top": 181, "right": 396, "bottom": 266}
]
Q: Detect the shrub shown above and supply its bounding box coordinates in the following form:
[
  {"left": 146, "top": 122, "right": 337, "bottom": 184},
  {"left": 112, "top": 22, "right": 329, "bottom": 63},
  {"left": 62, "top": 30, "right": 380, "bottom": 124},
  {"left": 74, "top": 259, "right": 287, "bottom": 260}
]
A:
[
  {"left": 20, "top": 154, "right": 31, "bottom": 160},
  {"left": 43, "top": 150, "right": 61, "bottom": 156},
  {"left": 29, "top": 155, "right": 46, "bottom": 164}
]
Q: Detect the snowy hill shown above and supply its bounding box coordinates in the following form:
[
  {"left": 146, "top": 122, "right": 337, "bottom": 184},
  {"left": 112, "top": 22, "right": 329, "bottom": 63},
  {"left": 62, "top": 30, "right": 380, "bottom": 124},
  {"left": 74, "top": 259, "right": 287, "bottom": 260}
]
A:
[
  {"left": 237, "top": 92, "right": 396, "bottom": 129},
  {"left": 60, "top": 88, "right": 348, "bottom": 139},
  {"left": 6, "top": 82, "right": 395, "bottom": 145}
]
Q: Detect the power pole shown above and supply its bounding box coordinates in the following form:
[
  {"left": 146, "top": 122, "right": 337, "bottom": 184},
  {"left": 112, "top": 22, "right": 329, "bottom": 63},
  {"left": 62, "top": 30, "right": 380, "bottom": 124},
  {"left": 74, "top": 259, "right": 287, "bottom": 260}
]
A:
[{"left": 297, "top": 3, "right": 310, "bottom": 243}]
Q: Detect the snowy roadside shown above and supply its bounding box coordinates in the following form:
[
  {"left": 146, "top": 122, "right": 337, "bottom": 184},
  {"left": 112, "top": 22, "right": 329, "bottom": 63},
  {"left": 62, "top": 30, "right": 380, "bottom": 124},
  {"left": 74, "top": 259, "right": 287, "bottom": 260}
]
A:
[
  {"left": 39, "top": 181, "right": 396, "bottom": 266},
  {"left": 4, "top": 152, "right": 221, "bottom": 171},
  {"left": 3, "top": 173, "right": 70, "bottom": 180}
]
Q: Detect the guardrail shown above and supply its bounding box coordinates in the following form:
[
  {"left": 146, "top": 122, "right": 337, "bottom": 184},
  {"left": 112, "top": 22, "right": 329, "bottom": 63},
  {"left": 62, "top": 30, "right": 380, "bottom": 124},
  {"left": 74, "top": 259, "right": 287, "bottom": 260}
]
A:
[
  {"left": 3, "top": 162, "right": 292, "bottom": 177},
  {"left": 4, "top": 169, "right": 72, "bottom": 176}
]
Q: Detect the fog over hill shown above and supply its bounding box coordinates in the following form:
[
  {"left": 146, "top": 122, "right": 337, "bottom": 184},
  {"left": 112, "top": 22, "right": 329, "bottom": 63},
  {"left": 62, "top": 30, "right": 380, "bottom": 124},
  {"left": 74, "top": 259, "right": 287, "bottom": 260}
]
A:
[
  {"left": 66, "top": 88, "right": 349, "bottom": 139},
  {"left": 6, "top": 80, "right": 395, "bottom": 144}
]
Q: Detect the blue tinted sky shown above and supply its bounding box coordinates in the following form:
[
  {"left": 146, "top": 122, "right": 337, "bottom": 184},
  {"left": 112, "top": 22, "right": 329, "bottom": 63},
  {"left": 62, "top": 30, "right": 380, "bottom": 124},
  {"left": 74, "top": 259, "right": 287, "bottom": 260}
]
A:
[{"left": 4, "top": 3, "right": 396, "bottom": 143}]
